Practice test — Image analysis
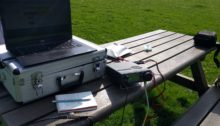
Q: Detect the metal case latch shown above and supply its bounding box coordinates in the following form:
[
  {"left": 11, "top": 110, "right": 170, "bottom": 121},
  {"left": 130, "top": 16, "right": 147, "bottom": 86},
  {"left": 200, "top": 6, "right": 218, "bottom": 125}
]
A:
[{"left": 31, "top": 72, "right": 43, "bottom": 96}]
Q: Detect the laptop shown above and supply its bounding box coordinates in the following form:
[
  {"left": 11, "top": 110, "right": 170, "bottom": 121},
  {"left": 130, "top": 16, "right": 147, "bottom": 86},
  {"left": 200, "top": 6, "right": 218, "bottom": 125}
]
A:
[{"left": 0, "top": 0, "right": 96, "bottom": 67}]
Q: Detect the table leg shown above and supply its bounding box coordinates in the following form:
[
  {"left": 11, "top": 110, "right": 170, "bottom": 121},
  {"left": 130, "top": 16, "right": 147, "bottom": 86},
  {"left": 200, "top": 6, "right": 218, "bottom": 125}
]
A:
[
  {"left": 169, "top": 74, "right": 196, "bottom": 91},
  {"left": 191, "top": 61, "right": 209, "bottom": 96}
]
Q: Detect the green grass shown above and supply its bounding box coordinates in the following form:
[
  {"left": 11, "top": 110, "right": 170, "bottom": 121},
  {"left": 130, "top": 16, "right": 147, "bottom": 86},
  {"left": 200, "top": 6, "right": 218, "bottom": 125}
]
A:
[
  {"left": 70, "top": 0, "right": 220, "bottom": 126},
  {"left": 95, "top": 82, "right": 199, "bottom": 126},
  {"left": 71, "top": 0, "right": 220, "bottom": 44}
]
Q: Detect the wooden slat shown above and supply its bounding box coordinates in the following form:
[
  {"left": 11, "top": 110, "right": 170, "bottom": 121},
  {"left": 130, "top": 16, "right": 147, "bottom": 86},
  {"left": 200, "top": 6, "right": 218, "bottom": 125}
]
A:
[
  {"left": 0, "top": 92, "right": 8, "bottom": 99},
  {"left": 143, "top": 40, "right": 194, "bottom": 62},
  {"left": 29, "top": 112, "right": 92, "bottom": 126},
  {"left": 1, "top": 78, "right": 111, "bottom": 126},
  {"left": 139, "top": 48, "right": 213, "bottom": 85},
  {"left": 127, "top": 33, "right": 185, "bottom": 54},
  {"left": 125, "top": 31, "right": 175, "bottom": 48},
  {"left": 32, "top": 44, "right": 213, "bottom": 126},
  {"left": 105, "top": 34, "right": 189, "bottom": 63},
  {"left": 32, "top": 116, "right": 91, "bottom": 126},
  {"left": 173, "top": 87, "right": 220, "bottom": 126},
  {"left": 105, "top": 33, "right": 186, "bottom": 63},
  {"left": 100, "top": 29, "right": 166, "bottom": 47},
  {"left": 125, "top": 39, "right": 194, "bottom": 67},
  {"left": 0, "top": 96, "right": 20, "bottom": 115},
  {"left": 0, "top": 85, "right": 21, "bottom": 115},
  {"left": 1, "top": 96, "right": 56, "bottom": 126},
  {"left": 125, "top": 35, "right": 193, "bottom": 62},
  {"left": 169, "top": 74, "right": 196, "bottom": 91},
  {"left": 200, "top": 100, "right": 220, "bottom": 126}
]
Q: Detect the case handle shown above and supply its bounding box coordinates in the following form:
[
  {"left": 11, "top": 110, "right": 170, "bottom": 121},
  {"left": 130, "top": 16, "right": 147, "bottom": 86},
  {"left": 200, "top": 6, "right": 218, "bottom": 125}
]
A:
[{"left": 57, "top": 71, "right": 84, "bottom": 90}]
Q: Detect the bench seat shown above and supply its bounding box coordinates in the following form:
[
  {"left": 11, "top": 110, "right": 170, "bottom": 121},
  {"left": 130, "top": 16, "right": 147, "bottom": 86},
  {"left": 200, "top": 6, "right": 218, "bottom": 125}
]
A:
[{"left": 173, "top": 86, "right": 220, "bottom": 126}]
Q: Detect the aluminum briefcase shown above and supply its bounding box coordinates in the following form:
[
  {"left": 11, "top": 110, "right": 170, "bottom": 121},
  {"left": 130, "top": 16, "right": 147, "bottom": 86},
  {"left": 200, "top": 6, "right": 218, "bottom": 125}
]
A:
[{"left": 0, "top": 36, "right": 106, "bottom": 103}]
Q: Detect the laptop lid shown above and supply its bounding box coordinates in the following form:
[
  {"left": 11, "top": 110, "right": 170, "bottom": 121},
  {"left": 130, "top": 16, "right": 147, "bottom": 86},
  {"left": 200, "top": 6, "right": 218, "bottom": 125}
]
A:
[{"left": 0, "top": 0, "right": 72, "bottom": 55}]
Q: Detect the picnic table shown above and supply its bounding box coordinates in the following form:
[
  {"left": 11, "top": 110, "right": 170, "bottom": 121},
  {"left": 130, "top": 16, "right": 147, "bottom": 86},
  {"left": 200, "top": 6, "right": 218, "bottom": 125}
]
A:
[{"left": 0, "top": 29, "right": 215, "bottom": 126}]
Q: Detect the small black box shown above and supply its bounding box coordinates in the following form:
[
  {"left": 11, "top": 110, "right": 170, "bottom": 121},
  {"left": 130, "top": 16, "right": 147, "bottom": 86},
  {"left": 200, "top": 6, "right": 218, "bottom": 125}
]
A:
[
  {"left": 106, "top": 62, "right": 152, "bottom": 87},
  {"left": 194, "top": 30, "right": 217, "bottom": 48}
]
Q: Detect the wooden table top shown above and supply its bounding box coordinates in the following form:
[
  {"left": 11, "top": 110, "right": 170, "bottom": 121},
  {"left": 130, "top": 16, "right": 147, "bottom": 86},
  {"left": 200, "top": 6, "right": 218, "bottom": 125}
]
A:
[{"left": 0, "top": 29, "right": 214, "bottom": 126}]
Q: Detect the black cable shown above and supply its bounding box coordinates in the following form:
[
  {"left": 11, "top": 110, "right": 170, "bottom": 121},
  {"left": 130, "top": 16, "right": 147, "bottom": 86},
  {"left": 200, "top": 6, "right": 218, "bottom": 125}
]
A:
[
  {"left": 147, "top": 59, "right": 166, "bottom": 100},
  {"left": 135, "top": 59, "right": 166, "bottom": 101},
  {"left": 135, "top": 59, "right": 167, "bottom": 124},
  {"left": 119, "top": 84, "right": 129, "bottom": 126}
]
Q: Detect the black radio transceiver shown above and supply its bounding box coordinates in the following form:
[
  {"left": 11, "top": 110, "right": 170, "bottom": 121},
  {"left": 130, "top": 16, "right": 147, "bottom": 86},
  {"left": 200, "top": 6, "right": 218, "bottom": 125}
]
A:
[{"left": 106, "top": 62, "right": 152, "bottom": 87}]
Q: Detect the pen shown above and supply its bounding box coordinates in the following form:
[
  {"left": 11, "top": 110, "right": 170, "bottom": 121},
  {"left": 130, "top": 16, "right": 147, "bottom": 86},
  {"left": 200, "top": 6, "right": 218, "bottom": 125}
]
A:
[{"left": 52, "top": 98, "right": 90, "bottom": 103}]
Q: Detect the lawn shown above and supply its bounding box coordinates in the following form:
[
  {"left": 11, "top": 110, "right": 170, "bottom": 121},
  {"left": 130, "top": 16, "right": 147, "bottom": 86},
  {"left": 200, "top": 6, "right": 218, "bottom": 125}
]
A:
[
  {"left": 1, "top": 0, "right": 220, "bottom": 126},
  {"left": 70, "top": 0, "right": 220, "bottom": 126}
]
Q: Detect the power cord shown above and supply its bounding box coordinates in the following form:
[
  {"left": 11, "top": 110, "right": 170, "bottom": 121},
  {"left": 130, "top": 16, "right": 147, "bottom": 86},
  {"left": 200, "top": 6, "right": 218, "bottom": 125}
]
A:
[
  {"left": 135, "top": 59, "right": 166, "bottom": 100},
  {"left": 110, "top": 58, "right": 165, "bottom": 125},
  {"left": 142, "top": 81, "right": 150, "bottom": 126},
  {"left": 119, "top": 87, "right": 128, "bottom": 126},
  {"left": 135, "top": 59, "right": 167, "bottom": 124},
  {"left": 117, "top": 81, "right": 130, "bottom": 126}
]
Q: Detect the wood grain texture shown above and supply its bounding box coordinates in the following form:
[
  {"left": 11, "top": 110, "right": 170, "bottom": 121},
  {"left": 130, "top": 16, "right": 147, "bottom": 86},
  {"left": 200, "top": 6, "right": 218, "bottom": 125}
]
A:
[
  {"left": 0, "top": 96, "right": 20, "bottom": 115},
  {"left": 173, "top": 87, "right": 220, "bottom": 126},
  {"left": 125, "top": 36, "right": 193, "bottom": 62},
  {"left": 124, "top": 31, "right": 175, "bottom": 48},
  {"left": 128, "top": 33, "right": 185, "bottom": 54},
  {"left": 200, "top": 100, "right": 220, "bottom": 126},
  {"left": 100, "top": 29, "right": 166, "bottom": 47},
  {"left": 105, "top": 32, "right": 187, "bottom": 63},
  {"left": 169, "top": 74, "right": 196, "bottom": 91}
]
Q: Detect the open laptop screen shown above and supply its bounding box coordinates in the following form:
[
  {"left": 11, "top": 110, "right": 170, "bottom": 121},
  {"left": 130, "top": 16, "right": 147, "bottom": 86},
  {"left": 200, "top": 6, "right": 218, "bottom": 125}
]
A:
[{"left": 0, "top": 0, "right": 72, "bottom": 52}]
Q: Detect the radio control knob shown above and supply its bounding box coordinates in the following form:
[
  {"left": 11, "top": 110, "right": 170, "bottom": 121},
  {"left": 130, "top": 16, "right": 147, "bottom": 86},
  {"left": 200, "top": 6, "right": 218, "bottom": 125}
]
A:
[{"left": 143, "top": 72, "right": 153, "bottom": 81}]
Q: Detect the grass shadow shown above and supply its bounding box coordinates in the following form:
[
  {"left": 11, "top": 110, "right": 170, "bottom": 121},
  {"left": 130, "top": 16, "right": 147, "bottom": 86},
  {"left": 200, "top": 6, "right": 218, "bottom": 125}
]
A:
[
  {"left": 132, "top": 93, "right": 191, "bottom": 126},
  {"left": 133, "top": 101, "right": 146, "bottom": 126},
  {"left": 153, "top": 104, "right": 178, "bottom": 126},
  {"left": 177, "top": 97, "right": 190, "bottom": 108},
  {"left": 192, "top": 4, "right": 207, "bottom": 9}
]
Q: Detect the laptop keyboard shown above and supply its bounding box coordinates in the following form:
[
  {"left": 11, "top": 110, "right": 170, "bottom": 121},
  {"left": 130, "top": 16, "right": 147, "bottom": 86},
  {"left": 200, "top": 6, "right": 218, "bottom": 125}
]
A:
[
  {"left": 16, "top": 40, "right": 82, "bottom": 56},
  {"left": 54, "top": 40, "right": 82, "bottom": 50}
]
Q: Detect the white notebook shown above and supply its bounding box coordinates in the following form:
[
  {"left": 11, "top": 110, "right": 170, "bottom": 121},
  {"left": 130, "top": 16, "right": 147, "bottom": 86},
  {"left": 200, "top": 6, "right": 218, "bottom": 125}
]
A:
[
  {"left": 54, "top": 91, "right": 97, "bottom": 113},
  {"left": 106, "top": 43, "right": 132, "bottom": 58}
]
